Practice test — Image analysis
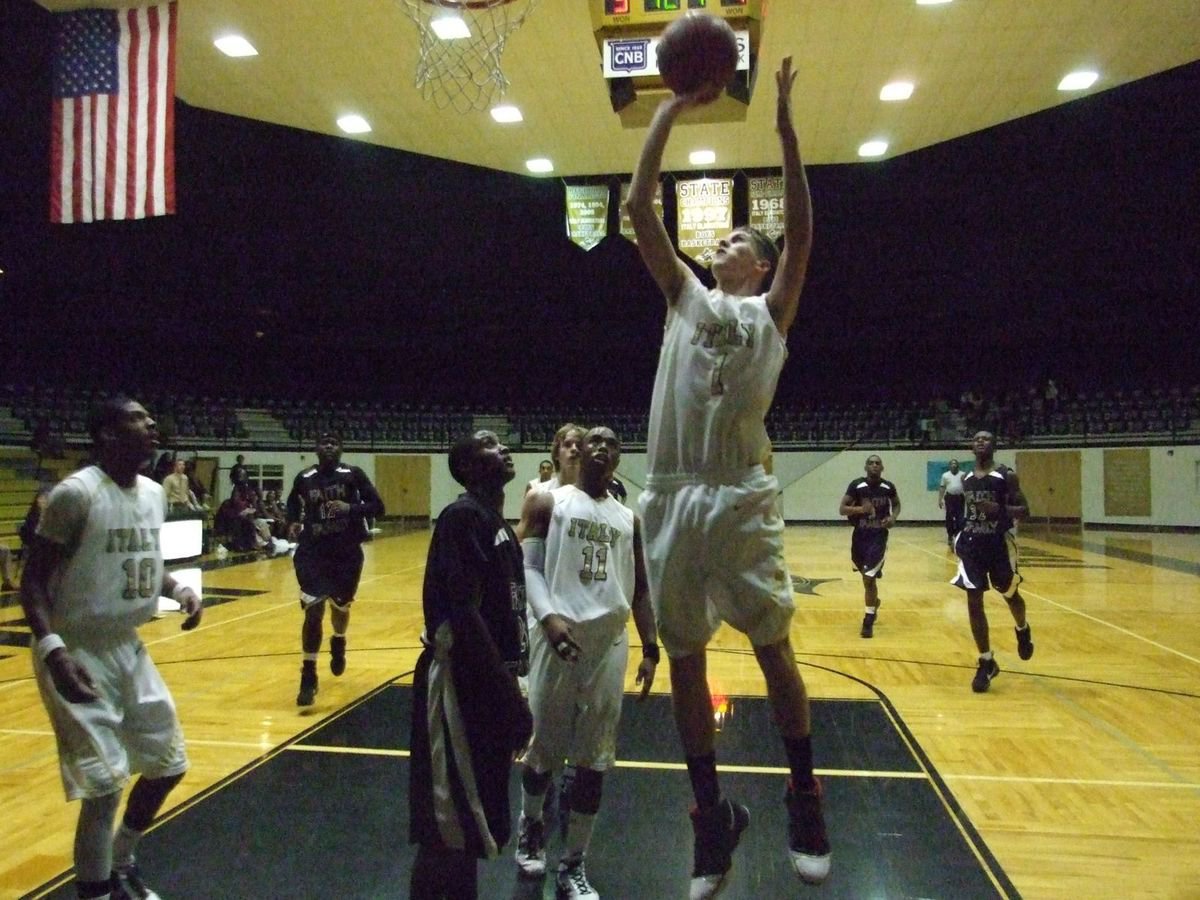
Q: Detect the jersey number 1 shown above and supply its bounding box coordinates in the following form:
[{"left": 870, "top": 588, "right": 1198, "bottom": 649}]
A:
[{"left": 579, "top": 545, "right": 608, "bottom": 584}]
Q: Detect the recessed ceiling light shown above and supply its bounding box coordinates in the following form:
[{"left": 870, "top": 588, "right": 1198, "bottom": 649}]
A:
[
  {"left": 214, "top": 35, "right": 258, "bottom": 57},
  {"left": 916, "top": 0, "right": 953, "bottom": 5},
  {"left": 689, "top": 150, "right": 716, "bottom": 165},
  {"left": 880, "top": 81, "right": 914, "bottom": 101},
  {"left": 526, "top": 158, "right": 553, "bottom": 174},
  {"left": 337, "top": 115, "right": 371, "bottom": 134},
  {"left": 431, "top": 13, "right": 471, "bottom": 41},
  {"left": 1058, "top": 71, "right": 1099, "bottom": 91},
  {"left": 858, "top": 140, "right": 888, "bottom": 158},
  {"left": 491, "top": 105, "right": 523, "bottom": 124}
]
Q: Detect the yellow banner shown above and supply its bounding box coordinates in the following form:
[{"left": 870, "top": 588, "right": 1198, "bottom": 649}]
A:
[
  {"left": 748, "top": 175, "right": 785, "bottom": 240},
  {"left": 619, "top": 182, "right": 663, "bottom": 244},
  {"left": 676, "top": 178, "right": 733, "bottom": 264},
  {"left": 565, "top": 185, "right": 609, "bottom": 251}
]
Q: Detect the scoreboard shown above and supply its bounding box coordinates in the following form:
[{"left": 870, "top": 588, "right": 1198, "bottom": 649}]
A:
[
  {"left": 589, "top": 0, "right": 765, "bottom": 127},
  {"left": 596, "top": 1, "right": 753, "bottom": 25}
]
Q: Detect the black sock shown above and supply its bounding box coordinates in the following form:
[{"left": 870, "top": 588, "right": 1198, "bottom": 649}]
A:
[
  {"left": 686, "top": 753, "right": 720, "bottom": 809},
  {"left": 783, "top": 735, "right": 817, "bottom": 791},
  {"left": 76, "top": 879, "right": 111, "bottom": 899}
]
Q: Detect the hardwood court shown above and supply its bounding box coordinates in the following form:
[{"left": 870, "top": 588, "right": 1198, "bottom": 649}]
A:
[{"left": 1, "top": 523, "right": 1198, "bottom": 898}]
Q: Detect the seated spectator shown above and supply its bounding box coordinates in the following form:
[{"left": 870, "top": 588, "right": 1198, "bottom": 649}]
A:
[
  {"left": 0, "top": 546, "right": 15, "bottom": 592},
  {"left": 185, "top": 458, "right": 210, "bottom": 508}
]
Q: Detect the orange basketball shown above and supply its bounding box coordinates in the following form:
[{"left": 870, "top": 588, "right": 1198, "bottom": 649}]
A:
[{"left": 656, "top": 13, "right": 739, "bottom": 99}]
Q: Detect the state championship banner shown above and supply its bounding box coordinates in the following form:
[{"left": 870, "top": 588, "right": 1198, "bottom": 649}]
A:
[
  {"left": 748, "top": 175, "right": 785, "bottom": 240},
  {"left": 618, "top": 181, "right": 663, "bottom": 244},
  {"left": 565, "top": 184, "right": 609, "bottom": 251},
  {"left": 50, "top": 2, "right": 178, "bottom": 224},
  {"left": 675, "top": 178, "right": 732, "bottom": 264}
]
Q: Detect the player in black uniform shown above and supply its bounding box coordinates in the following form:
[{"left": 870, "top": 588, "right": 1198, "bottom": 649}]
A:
[
  {"left": 409, "top": 430, "right": 532, "bottom": 900},
  {"left": 951, "top": 431, "right": 1034, "bottom": 692},
  {"left": 839, "top": 455, "right": 900, "bottom": 638},
  {"left": 285, "top": 432, "right": 384, "bottom": 707}
]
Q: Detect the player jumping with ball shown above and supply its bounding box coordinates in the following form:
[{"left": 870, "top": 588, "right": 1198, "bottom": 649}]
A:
[{"left": 624, "top": 57, "right": 830, "bottom": 898}]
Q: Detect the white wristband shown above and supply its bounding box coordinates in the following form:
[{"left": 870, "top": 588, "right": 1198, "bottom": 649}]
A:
[
  {"left": 170, "top": 583, "right": 190, "bottom": 602},
  {"left": 37, "top": 633, "right": 66, "bottom": 661}
]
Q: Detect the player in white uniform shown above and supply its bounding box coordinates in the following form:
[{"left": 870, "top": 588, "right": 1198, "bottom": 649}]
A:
[
  {"left": 525, "top": 458, "right": 554, "bottom": 495},
  {"left": 513, "top": 426, "right": 658, "bottom": 899},
  {"left": 528, "top": 423, "right": 585, "bottom": 496},
  {"left": 625, "top": 58, "right": 830, "bottom": 897},
  {"left": 20, "top": 397, "right": 202, "bottom": 900}
]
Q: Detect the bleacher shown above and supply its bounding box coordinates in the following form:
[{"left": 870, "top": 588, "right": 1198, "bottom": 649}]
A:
[{"left": 2, "top": 382, "right": 1198, "bottom": 456}]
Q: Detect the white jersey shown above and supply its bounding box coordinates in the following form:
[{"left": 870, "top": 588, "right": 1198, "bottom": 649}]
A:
[
  {"left": 543, "top": 485, "right": 635, "bottom": 625},
  {"left": 530, "top": 475, "right": 561, "bottom": 494},
  {"left": 646, "top": 278, "right": 786, "bottom": 478},
  {"left": 38, "top": 465, "right": 165, "bottom": 641}
]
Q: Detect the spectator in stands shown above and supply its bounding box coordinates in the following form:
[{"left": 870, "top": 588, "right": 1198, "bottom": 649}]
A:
[
  {"left": 162, "top": 459, "right": 199, "bottom": 515},
  {"left": 1043, "top": 378, "right": 1059, "bottom": 414},
  {"left": 229, "top": 454, "right": 249, "bottom": 489}
]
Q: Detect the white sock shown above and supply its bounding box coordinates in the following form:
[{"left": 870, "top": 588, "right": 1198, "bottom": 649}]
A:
[
  {"left": 521, "top": 788, "right": 546, "bottom": 821},
  {"left": 980, "top": 650, "right": 994, "bottom": 661},
  {"left": 865, "top": 606, "right": 877, "bottom": 615}
]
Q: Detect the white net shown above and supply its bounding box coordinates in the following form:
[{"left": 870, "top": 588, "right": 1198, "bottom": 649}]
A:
[{"left": 399, "top": 0, "right": 540, "bottom": 114}]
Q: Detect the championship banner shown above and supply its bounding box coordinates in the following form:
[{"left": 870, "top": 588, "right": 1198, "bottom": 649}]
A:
[
  {"left": 565, "top": 184, "right": 609, "bottom": 251},
  {"left": 675, "top": 177, "right": 733, "bottom": 264},
  {"left": 748, "top": 175, "right": 785, "bottom": 240},
  {"left": 618, "top": 181, "right": 663, "bottom": 244}
]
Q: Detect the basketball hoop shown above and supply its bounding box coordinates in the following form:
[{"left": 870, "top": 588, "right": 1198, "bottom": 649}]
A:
[{"left": 400, "top": 0, "right": 540, "bottom": 114}]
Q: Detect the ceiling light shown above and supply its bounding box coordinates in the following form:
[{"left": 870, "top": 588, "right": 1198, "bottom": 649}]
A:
[
  {"left": 858, "top": 140, "right": 888, "bottom": 158},
  {"left": 431, "top": 13, "right": 471, "bottom": 41},
  {"left": 915, "top": 0, "right": 953, "bottom": 5},
  {"left": 337, "top": 115, "right": 371, "bottom": 134},
  {"left": 1058, "top": 71, "right": 1099, "bottom": 91},
  {"left": 880, "top": 81, "right": 914, "bottom": 101},
  {"left": 526, "top": 158, "right": 553, "bottom": 174},
  {"left": 490, "top": 105, "right": 523, "bottom": 124},
  {"left": 689, "top": 150, "right": 716, "bottom": 165},
  {"left": 214, "top": 35, "right": 258, "bottom": 57}
]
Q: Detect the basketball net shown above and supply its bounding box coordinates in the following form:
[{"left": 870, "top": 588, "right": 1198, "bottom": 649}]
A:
[{"left": 399, "top": 0, "right": 540, "bottom": 114}]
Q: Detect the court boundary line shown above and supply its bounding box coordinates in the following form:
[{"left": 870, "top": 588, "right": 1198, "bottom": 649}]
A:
[{"left": 896, "top": 534, "right": 1200, "bottom": 667}]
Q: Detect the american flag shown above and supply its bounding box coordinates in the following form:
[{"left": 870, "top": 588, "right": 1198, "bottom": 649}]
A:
[{"left": 50, "top": 3, "right": 177, "bottom": 224}]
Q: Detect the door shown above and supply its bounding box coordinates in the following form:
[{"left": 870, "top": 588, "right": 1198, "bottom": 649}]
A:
[
  {"left": 374, "top": 455, "right": 431, "bottom": 519},
  {"left": 1015, "top": 450, "right": 1081, "bottom": 522}
]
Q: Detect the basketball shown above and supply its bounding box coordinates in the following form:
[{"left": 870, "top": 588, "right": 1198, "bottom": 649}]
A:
[{"left": 656, "top": 13, "right": 739, "bottom": 99}]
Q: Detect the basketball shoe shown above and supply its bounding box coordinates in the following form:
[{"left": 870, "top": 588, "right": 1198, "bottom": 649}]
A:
[
  {"left": 785, "top": 778, "right": 831, "bottom": 884},
  {"left": 689, "top": 798, "right": 750, "bottom": 899},
  {"left": 515, "top": 815, "right": 547, "bottom": 878},
  {"left": 110, "top": 864, "right": 161, "bottom": 900},
  {"left": 297, "top": 661, "right": 318, "bottom": 706},
  {"left": 1015, "top": 624, "right": 1034, "bottom": 661},
  {"left": 860, "top": 612, "right": 876, "bottom": 639},
  {"left": 556, "top": 853, "right": 598, "bottom": 899},
  {"left": 971, "top": 656, "right": 1000, "bottom": 693}
]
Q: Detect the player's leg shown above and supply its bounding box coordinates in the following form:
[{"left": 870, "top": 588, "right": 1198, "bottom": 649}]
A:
[
  {"left": 755, "top": 637, "right": 831, "bottom": 884},
  {"left": 556, "top": 766, "right": 603, "bottom": 899},
  {"left": 327, "top": 546, "right": 364, "bottom": 677},
  {"left": 851, "top": 531, "right": 882, "bottom": 637},
  {"left": 110, "top": 772, "right": 185, "bottom": 898},
  {"left": 328, "top": 597, "right": 351, "bottom": 676},
  {"left": 515, "top": 625, "right": 570, "bottom": 878},
  {"left": 967, "top": 587, "right": 1000, "bottom": 693},
  {"left": 297, "top": 595, "right": 325, "bottom": 706},
  {"left": 995, "top": 533, "right": 1033, "bottom": 660},
  {"left": 74, "top": 791, "right": 121, "bottom": 898}
]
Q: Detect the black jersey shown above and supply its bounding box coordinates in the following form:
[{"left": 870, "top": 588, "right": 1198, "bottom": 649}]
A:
[
  {"left": 961, "top": 465, "right": 1015, "bottom": 536},
  {"left": 423, "top": 492, "right": 529, "bottom": 674},
  {"left": 844, "top": 478, "right": 899, "bottom": 531},
  {"left": 286, "top": 463, "right": 384, "bottom": 549}
]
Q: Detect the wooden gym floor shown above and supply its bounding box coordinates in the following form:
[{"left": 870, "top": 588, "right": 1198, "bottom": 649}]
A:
[{"left": 1, "top": 522, "right": 1198, "bottom": 899}]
